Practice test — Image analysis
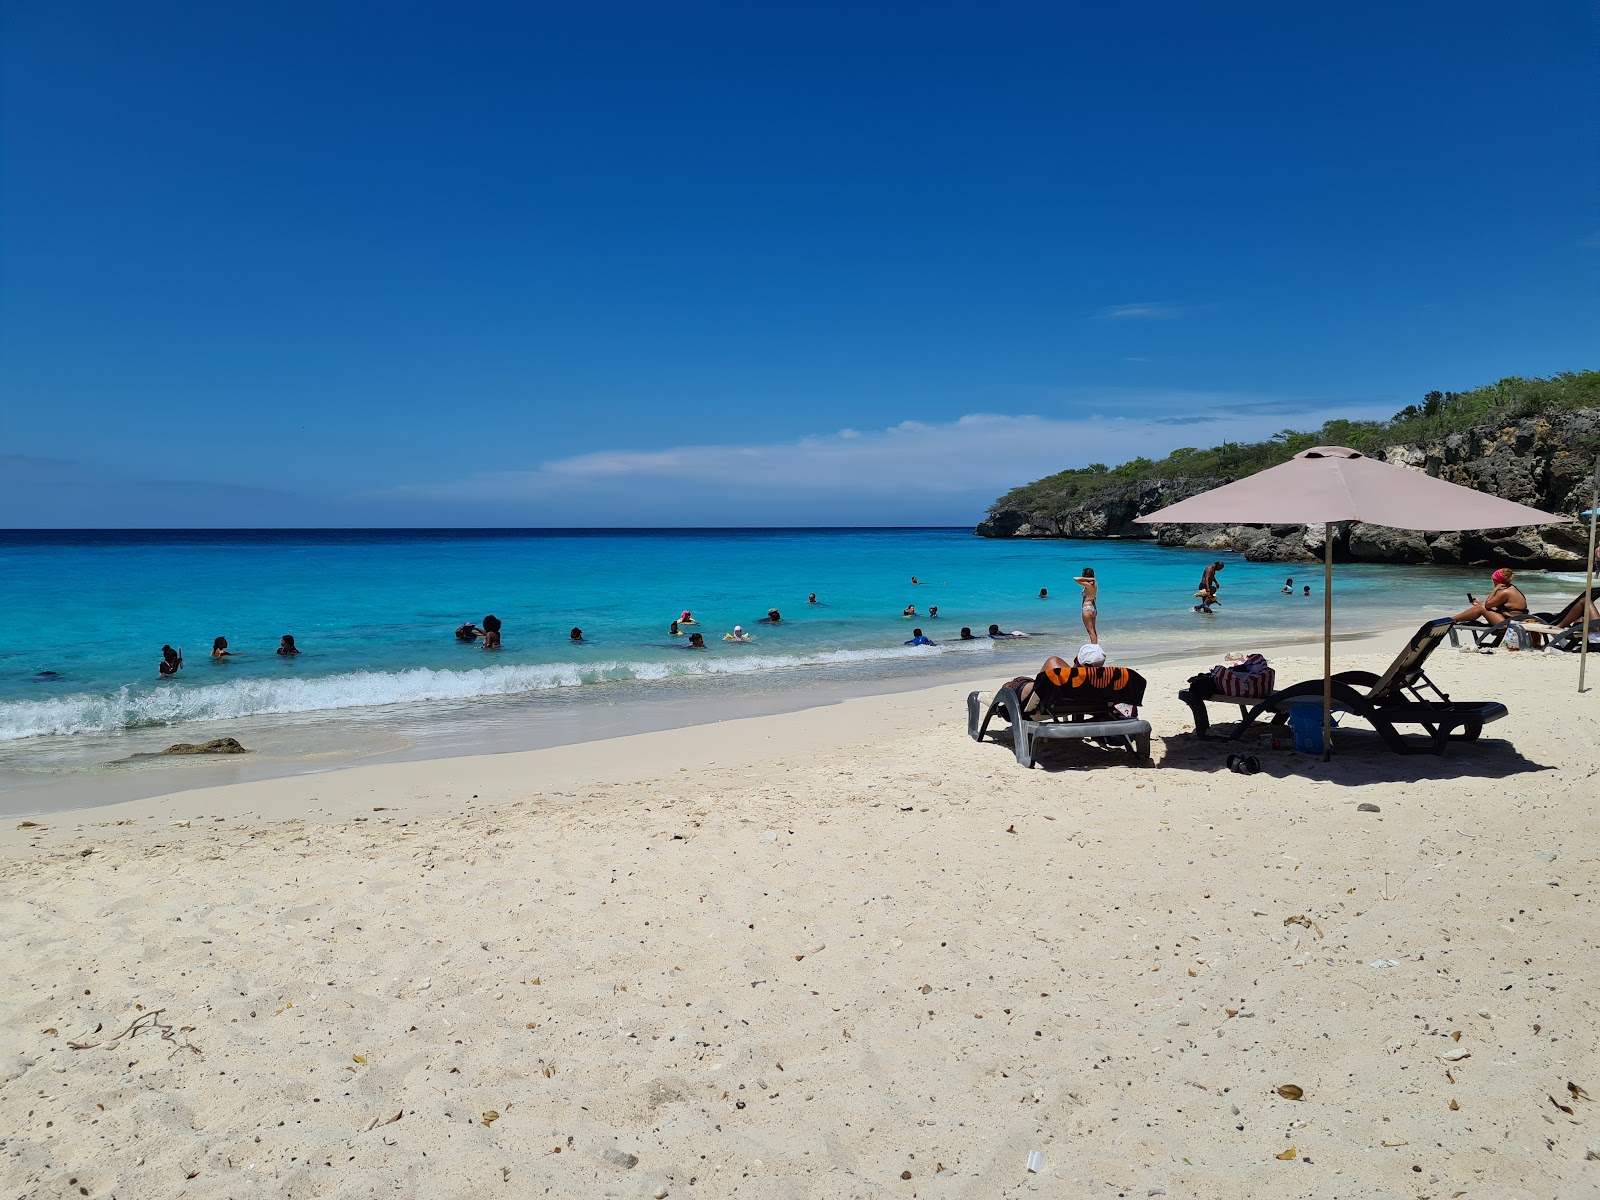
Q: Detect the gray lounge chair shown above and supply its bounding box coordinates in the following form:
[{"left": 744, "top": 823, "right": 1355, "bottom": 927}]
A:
[{"left": 969, "top": 667, "right": 1151, "bottom": 767}]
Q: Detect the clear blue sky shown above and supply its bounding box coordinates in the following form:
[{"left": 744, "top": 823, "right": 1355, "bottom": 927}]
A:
[{"left": 2, "top": 1, "right": 1596, "bottom": 527}]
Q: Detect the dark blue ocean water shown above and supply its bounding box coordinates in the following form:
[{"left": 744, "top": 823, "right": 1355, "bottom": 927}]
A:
[{"left": 0, "top": 527, "right": 1505, "bottom": 747}]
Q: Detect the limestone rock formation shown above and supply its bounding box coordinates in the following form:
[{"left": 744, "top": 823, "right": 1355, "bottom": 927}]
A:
[{"left": 977, "top": 409, "right": 1599, "bottom": 568}]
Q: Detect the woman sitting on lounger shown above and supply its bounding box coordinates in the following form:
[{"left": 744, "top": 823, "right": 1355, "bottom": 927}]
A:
[{"left": 1451, "top": 568, "right": 1529, "bottom": 627}]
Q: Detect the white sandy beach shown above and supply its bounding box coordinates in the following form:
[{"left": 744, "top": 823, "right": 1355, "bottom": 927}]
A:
[{"left": 2, "top": 633, "right": 1597, "bottom": 1199}]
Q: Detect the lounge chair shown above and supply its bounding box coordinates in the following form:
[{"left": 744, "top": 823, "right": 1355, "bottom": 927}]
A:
[
  {"left": 1195, "top": 618, "right": 1506, "bottom": 755},
  {"left": 968, "top": 666, "right": 1151, "bottom": 767},
  {"left": 1447, "top": 620, "right": 1509, "bottom": 651}
]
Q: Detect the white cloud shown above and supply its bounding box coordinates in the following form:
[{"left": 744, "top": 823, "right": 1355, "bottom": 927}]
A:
[
  {"left": 383, "top": 403, "right": 1313, "bottom": 508},
  {"left": 1100, "top": 303, "right": 1180, "bottom": 320}
]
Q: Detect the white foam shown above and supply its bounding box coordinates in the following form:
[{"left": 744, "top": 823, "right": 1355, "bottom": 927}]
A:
[{"left": 0, "top": 642, "right": 985, "bottom": 742}]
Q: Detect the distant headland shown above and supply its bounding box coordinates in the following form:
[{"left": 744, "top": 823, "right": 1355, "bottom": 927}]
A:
[{"left": 977, "top": 371, "right": 1600, "bottom": 568}]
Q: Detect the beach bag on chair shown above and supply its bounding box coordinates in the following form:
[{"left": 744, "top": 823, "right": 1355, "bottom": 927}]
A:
[{"left": 1210, "top": 653, "right": 1275, "bottom": 698}]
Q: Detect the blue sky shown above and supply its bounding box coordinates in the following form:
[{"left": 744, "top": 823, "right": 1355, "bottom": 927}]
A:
[{"left": 2, "top": 1, "right": 1596, "bottom": 527}]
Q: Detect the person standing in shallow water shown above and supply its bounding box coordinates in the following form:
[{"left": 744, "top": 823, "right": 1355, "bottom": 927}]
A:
[
  {"left": 1074, "top": 567, "right": 1098, "bottom": 644},
  {"left": 159, "top": 645, "right": 183, "bottom": 676},
  {"left": 277, "top": 635, "right": 299, "bottom": 656}
]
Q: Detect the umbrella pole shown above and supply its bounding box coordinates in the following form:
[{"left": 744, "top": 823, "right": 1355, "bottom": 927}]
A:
[
  {"left": 1323, "top": 521, "right": 1333, "bottom": 761},
  {"left": 1581, "top": 458, "right": 1598, "bottom": 693}
]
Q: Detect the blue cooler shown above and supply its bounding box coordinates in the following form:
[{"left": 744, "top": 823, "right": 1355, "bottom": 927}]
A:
[{"left": 1286, "top": 700, "right": 1325, "bottom": 754}]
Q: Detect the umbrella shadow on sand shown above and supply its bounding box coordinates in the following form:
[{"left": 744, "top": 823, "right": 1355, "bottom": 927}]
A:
[{"left": 1153, "top": 726, "right": 1552, "bottom": 787}]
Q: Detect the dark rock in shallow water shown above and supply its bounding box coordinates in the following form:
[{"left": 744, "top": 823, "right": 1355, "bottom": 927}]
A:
[{"left": 162, "top": 738, "right": 249, "bottom": 755}]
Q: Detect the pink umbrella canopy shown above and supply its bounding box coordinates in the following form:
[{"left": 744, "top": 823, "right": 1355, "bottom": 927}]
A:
[
  {"left": 1134, "top": 445, "right": 1571, "bottom": 759},
  {"left": 1133, "top": 446, "right": 1570, "bottom": 530}
]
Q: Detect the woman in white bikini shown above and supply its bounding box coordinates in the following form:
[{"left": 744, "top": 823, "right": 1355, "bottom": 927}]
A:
[{"left": 1075, "top": 566, "right": 1099, "bottom": 644}]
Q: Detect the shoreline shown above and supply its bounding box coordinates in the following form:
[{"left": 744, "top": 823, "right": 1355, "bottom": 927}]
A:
[
  {"left": 0, "top": 621, "right": 1409, "bottom": 823},
  {"left": 3, "top": 626, "right": 1595, "bottom": 1197}
]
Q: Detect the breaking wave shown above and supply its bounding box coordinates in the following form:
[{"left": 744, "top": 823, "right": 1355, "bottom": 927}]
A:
[{"left": 0, "top": 643, "right": 987, "bottom": 742}]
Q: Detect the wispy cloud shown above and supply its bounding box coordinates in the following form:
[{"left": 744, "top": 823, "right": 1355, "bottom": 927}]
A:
[
  {"left": 1100, "top": 303, "right": 1181, "bottom": 320},
  {"left": 381, "top": 403, "right": 1327, "bottom": 521}
]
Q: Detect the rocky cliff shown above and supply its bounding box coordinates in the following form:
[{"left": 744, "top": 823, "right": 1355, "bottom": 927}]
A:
[{"left": 976, "top": 409, "right": 1600, "bottom": 567}]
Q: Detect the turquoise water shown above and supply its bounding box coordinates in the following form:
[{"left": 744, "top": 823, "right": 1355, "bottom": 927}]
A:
[{"left": 0, "top": 528, "right": 1514, "bottom": 753}]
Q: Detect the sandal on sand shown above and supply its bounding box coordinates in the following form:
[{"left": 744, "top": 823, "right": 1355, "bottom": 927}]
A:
[{"left": 1226, "top": 753, "right": 1261, "bottom": 775}]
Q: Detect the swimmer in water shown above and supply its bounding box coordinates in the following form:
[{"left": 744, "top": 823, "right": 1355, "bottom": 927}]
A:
[
  {"left": 959, "top": 627, "right": 977, "bottom": 640},
  {"left": 903, "top": 605, "right": 917, "bottom": 617},
  {"left": 481, "top": 614, "right": 502, "bottom": 650},
  {"left": 159, "top": 644, "right": 183, "bottom": 676},
  {"left": 928, "top": 605, "right": 939, "bottom": 619},
  {"left": 911, "top": 576, "right": 921, "bottom": 585},
  {"left": 724, "top": 625, "right": 752, "bottom": 642},
  {"left": 685, "top": 632, "right": 706, "bottom": 649},
  {"left": 904, "top": 628, "right": 935, "bottom": 647},
  {"left": 455, "top": 621, "right": 482, "bottom": 642},
  {"left": 1282, "top": 577, "right": 1294, "bottom": 595},
  {"left": 211, "top": 636, "right": 233, "bottom": 659},
  {"left": 277, "top": 634, "right": 299, "bottom": 657},
  {"left": 679, "top": 610, "right": 698, "bottom": 626},
  {"left": 570, "top": 627, "right": 585, "bottom": 642},
  {"left": 807, "top": 592, "right": 819, "bottom": 604},
  {"left": 1039, "top": 587, "right": 1048, "bottom": 599},
  {"left": 759, "top": 608, "right": 782, "bottom": 625},
  {"left": 669, "top": 621, "right": 682, "bottom": 637}
]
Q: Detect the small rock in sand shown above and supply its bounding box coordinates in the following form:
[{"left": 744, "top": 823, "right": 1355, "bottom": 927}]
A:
[
  {"left": 601, "top": 1147, "right": 639, "bottom": 1170},
  {"left": 162, "top": 738, "right": 249, "bottom": 755},
  {"left": 1357, "top": 802, "right": 1380, "bottom": 813}
]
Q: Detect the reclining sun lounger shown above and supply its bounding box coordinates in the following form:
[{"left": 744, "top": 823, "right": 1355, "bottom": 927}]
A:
[
  {"left": 968, "top": 665, "right": 1151, "bottom": 767},
  {"left": 1447, "top": 620, "right": 1509, "bottom": 651},
  {"left": 1210, "top": 618, "right": 1506, "bottom": 755}
]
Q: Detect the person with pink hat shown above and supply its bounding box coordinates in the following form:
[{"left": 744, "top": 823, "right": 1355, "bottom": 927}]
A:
[{"left": 1451, "top": 567, "right": 1530, "bottom": 629}]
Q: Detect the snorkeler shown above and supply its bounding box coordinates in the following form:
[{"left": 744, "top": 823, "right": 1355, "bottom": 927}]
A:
[{"left": 277, "top": 634, "right": 299, "bottom": 657}]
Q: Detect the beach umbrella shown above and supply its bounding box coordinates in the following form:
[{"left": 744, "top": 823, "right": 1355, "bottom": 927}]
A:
[
  {"left": 1134, "top": 445, "right": 1572, "bottom": 758},
  {"left": 1581, "top": 457, "right": 1598, "bottom": 691}
]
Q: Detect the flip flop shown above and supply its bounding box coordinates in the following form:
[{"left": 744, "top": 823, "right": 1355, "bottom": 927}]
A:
[{"left": 1226, "top": 754, "right": 1261, "bottom": 775}]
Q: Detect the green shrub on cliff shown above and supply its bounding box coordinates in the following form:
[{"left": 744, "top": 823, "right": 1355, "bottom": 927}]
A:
[{"left": 989, "top": 370, "right": 1600, "bottom": 518}]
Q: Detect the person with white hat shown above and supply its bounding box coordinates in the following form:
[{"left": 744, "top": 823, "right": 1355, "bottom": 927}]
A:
[{"left": 724, "top": 625, "right": 753, "bottom": 642}]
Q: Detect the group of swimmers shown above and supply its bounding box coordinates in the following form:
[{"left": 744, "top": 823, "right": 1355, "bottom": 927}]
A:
[{"left": 158, "top": 635, "right": 300, "bottom": 676}]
